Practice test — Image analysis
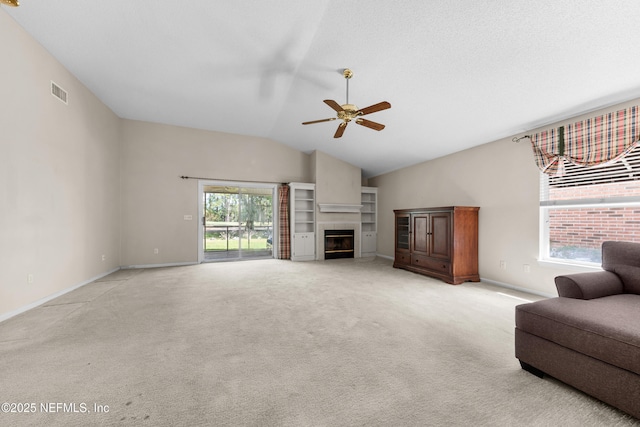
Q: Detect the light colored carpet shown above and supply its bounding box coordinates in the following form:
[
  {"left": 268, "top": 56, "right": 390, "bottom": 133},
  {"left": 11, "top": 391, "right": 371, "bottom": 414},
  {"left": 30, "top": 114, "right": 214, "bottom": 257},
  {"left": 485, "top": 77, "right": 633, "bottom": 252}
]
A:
[{"left": 0, "top": 257, "right": 637, "bottom": 426}]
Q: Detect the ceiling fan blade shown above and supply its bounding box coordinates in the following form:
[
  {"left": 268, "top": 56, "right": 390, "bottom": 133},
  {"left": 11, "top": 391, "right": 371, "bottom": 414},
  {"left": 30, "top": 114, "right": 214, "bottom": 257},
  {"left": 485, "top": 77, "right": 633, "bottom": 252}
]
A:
[
  {"left": 302, "top": 118, "right": 337, "bottom": 125},
  {"left": 334, "top": 122, "right": 347, "bottom": 138},
  {"left": 324, "top": 99, "right": 344, "bottom": 113},
  {"left": 356, "top": 118, "right": 385, "bottom": 131},
  {"left": 357, "top": 101, "right": 391, "bottom": 116}
]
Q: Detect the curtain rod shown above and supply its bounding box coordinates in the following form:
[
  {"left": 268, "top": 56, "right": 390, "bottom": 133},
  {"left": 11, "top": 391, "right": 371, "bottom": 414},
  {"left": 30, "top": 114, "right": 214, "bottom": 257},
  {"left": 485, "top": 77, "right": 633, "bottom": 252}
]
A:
[
  {"left": 179, "top": 175, "right": 288, "bottom": 185},
  {"left": 512, "top": 135, "right": 531, "bottom": 143}
]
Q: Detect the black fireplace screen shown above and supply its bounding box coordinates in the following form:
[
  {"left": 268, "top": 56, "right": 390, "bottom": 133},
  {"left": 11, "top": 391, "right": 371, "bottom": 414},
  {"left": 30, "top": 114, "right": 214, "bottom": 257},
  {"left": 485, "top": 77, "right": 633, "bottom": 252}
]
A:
[{"left": 324, "top": 230, "right": 355, "bottom": 259}]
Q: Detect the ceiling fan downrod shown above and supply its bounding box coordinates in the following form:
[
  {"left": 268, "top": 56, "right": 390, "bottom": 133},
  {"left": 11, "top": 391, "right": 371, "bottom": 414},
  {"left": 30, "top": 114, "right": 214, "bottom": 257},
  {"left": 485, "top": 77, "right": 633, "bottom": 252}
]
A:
[{"left": 344, "top": 68, "right": 353, "bottom": 105}]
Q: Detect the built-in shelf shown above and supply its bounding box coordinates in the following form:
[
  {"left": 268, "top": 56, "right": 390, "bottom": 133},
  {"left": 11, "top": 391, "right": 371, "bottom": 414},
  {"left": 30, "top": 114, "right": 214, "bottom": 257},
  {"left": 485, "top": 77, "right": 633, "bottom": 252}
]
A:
[
  {"left": 361, "top": 187, "right": 377, "bottom": 256},
  {"left": 318, "top": 203, "right": 363, "bottom": 213},
  {"left": 290, "top": 183, "right": 316, "bottom": 261}
]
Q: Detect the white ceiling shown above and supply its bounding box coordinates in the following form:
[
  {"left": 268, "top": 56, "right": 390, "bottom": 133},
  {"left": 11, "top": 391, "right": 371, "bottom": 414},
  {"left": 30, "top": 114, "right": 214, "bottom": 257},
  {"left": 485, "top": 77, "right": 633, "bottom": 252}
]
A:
[{"left": 5, "top": 1, "right": 640, "bottom": 177}]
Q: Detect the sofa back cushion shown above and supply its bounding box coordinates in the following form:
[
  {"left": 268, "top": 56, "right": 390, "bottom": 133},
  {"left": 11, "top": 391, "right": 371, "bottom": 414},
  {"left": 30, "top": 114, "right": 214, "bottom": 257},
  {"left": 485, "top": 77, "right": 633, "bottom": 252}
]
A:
[{"left": 602, "top": 241, "right": 640, "bottom": 295}]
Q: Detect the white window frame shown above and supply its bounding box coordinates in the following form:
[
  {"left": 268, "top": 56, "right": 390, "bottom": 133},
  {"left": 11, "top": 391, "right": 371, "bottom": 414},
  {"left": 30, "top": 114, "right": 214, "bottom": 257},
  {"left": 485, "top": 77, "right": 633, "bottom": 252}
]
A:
[{"left": 538, "top": 146, "right": 640, "bottom": 268}]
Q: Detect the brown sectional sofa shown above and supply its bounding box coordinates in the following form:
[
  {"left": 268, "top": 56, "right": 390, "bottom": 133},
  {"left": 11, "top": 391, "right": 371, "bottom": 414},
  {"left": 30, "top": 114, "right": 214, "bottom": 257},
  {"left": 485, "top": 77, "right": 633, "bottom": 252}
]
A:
[{"left": 515, "top": 241, "right": 640, "bottom": 419}]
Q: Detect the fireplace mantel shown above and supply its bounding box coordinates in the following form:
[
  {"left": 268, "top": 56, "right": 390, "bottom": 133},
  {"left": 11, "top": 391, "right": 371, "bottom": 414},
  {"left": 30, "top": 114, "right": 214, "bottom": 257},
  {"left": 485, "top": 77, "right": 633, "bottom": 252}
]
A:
[{"left": 317, "top": 203, "right": 363, "bottom": 213}]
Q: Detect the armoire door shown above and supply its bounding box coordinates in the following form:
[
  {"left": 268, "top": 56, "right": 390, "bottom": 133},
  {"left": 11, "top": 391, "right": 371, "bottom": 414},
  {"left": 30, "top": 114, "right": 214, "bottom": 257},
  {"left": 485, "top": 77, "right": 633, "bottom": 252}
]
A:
[
  {"left": 412, "top": 215, "right": 429, "bottom": 255},
  {"left": 394, "top": 213, "right": 411, "bottom": 266},
  {"left": 395, "top": 214, "right": 411, "bottom": 252},
  {"left": 429, "top": 212, "right": 451, "bottom": 260}
]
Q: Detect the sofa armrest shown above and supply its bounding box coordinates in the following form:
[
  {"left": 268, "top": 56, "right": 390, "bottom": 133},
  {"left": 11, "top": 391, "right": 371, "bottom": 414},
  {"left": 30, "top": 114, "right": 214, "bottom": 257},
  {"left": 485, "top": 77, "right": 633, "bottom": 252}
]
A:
[{"left": 555, "top": 271, "right": 624, "bottom": 299}]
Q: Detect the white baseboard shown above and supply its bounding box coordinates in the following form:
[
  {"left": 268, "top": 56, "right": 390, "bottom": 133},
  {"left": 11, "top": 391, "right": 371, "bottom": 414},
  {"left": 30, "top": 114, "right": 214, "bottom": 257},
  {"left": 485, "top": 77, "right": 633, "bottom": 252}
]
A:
[
  {"left": 375, "top": 253, "right": 394, "bottom": 261},
  {"left": 480, "top": 277, "right": 556, "bottom": 299},
  {"left": 0, "top": 267, "right": 121, "bottom": 324},
  {"left": 121, "top": 262, "right": 198, "bottom": 269}
]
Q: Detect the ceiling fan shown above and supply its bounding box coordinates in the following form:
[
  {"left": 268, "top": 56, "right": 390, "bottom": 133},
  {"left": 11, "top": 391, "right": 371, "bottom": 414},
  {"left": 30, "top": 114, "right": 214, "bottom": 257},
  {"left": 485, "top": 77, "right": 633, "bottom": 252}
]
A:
[
  {"left": 302, "top": 69, "right": 391, "bottom": 138},
  {"left": 0, "top": 0, "right": 19, "bottom": 7}
]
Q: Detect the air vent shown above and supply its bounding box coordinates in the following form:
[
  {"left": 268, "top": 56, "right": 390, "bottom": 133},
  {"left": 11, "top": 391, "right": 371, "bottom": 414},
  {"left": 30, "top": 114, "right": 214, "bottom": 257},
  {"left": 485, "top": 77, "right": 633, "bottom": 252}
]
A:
[{"left": 50, "top": 81, "right": 68, "bottom": 104}]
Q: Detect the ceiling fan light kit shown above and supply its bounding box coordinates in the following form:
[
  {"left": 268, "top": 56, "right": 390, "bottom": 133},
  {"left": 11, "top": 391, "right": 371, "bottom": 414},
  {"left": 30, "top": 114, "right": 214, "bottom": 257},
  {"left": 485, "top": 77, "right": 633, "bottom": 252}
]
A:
[
  {"left": 0, "top": 0, "right": 19, "bottom": 7},
  {"left": 302, "top": 68, "right": 391, "bottom": 138}
]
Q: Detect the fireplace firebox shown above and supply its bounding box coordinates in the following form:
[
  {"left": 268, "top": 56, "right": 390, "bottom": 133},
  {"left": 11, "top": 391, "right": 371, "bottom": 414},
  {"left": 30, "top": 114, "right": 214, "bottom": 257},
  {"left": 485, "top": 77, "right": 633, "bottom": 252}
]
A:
[{"left": 324, "top": 230, "right": 355, "bottom": 259}]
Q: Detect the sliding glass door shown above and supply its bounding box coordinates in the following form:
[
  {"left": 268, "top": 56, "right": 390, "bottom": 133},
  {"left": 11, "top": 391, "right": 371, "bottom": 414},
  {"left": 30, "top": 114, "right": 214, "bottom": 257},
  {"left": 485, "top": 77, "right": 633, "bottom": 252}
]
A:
[{"left": 199, "top": 182, "right": 276, "bottom": 262}]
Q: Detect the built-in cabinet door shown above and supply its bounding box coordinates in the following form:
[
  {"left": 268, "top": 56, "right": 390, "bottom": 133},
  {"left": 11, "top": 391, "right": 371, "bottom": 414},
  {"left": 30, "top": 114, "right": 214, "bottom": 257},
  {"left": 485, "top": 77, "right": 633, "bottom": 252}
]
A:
[
  {"left": 293, "top": 232, "right": 314, "bottom": 259},
  {"left": 429, "top": 212, "right": 451, "bottom": 260},
  {"left": 362, "top": 232, "right": 377, "bottom": 255}
]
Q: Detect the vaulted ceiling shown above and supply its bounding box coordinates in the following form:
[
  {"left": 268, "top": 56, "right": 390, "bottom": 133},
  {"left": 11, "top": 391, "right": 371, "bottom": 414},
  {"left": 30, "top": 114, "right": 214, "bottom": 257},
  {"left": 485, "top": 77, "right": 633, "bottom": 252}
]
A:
[{"left": 5, "top": 1, "right": 640, "bottom": 177}]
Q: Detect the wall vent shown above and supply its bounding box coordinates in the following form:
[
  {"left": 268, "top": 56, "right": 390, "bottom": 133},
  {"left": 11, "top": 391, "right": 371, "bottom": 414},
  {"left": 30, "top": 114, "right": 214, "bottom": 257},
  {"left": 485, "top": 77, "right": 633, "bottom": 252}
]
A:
[{"left": 50, "top": 81, "right": 68, "bottom": 104}]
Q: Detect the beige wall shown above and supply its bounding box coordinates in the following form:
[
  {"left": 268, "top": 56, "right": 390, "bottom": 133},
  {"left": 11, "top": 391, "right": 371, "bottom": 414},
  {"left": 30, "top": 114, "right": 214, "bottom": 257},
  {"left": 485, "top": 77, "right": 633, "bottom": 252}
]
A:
[
  {"left": 120, "top": 120, "right": 311, "bottom": 266},
  {"left": 0, "top": 11, "right": 121, "bottom": 318},
  {"left": 370, "top": 97, "right": 640, "bottom": 296},
  {"left": 313, "top": 150, "right": 362, "bottom": 223}
]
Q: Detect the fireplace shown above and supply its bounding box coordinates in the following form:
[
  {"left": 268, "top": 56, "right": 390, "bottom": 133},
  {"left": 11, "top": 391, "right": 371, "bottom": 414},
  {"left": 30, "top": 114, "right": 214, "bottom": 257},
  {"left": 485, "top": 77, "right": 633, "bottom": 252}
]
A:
[{"left": 324, "top": 230, "right": 355, "bottom": 260}]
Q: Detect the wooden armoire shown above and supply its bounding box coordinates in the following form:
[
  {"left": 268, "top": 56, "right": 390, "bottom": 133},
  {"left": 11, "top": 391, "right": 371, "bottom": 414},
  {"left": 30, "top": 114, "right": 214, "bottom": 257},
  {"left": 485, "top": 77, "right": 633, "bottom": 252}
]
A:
[{"left": 393, "top": 206, "right": 479, "bottom": 284}]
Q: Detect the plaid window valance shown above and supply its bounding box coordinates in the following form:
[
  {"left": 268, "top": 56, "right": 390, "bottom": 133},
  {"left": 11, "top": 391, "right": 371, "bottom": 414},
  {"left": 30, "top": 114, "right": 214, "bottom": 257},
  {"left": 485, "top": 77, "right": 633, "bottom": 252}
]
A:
[{"left": 530, "top": 105, "right": 640, "bottom": 176}]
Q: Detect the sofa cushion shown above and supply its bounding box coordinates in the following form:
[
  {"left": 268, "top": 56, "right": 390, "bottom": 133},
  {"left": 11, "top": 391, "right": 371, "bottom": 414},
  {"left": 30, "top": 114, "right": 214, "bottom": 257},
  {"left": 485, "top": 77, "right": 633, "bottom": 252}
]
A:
[
  {"left": 516, "top": 294, "right": 640, "bottom": 375},
  {"left": 555, "top": 271, "right": 623, "bottom": 299},
  {"left": 602, "top": 241, "right": 640, "bottom": 295}
]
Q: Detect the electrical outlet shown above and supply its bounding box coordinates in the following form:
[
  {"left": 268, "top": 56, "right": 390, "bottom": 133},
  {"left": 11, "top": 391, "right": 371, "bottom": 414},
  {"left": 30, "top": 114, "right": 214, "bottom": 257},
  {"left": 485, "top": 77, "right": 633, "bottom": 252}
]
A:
[
  {"left": 102, "top": 254, "right": 106, "bottom": 261},
  {"left": 499, "top": 260, "right": 507, "bottom": 270},
  {"left": 154, "top": 248, "right": 159, "bottom": 254},
  {"left": 523, "top": 264, "right": 531, "bottom": 273},
  {"left": 27, "top": 274, "right": 34, "bottom": 284}
]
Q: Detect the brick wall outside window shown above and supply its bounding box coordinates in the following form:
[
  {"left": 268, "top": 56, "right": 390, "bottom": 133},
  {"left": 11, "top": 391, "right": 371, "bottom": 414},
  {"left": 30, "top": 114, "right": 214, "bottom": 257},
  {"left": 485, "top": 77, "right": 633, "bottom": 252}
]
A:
[{"left": 548, "top": 181, "right": 640, "bottom": 250}]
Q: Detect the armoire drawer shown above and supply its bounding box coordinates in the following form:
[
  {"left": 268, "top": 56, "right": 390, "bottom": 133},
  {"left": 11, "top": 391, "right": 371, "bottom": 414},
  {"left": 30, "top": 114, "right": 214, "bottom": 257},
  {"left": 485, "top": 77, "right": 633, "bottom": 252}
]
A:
[
  {"left": 411, "top": 254, "right": 451, "bottom": 274},
  {"left": 395, "top": 252, "right": 411, "bottom": 266}
]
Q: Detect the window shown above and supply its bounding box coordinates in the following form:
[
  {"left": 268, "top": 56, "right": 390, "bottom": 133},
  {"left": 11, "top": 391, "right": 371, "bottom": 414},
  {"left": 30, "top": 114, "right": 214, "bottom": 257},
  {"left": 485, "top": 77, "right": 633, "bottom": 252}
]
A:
[{"left": 540, "top": 144, "right": 640, "bottom": 265}]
